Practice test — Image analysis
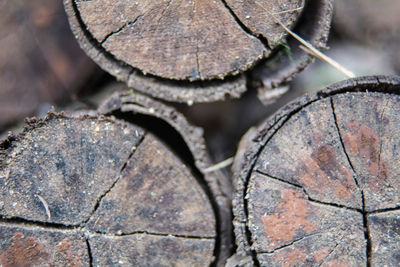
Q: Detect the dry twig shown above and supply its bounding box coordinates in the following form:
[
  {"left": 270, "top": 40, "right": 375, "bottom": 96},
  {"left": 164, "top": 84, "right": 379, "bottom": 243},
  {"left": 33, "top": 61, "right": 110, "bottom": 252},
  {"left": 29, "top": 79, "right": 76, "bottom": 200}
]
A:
[
  {"left": 203, "top": 157, "right": 234, "bottom": 173},
  {"left": 256, "top": 1, "right": 355, "bottom": 78}
]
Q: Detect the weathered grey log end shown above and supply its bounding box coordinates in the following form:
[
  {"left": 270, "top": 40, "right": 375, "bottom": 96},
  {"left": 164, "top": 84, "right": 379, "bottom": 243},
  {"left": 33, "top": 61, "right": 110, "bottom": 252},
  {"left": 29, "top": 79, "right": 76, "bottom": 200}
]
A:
[
  {"left": 0, "top": 112, "right": 220, "bottom": 266},
  {"left": 231, "top": 75, "right": 400, "bottom": 266}
]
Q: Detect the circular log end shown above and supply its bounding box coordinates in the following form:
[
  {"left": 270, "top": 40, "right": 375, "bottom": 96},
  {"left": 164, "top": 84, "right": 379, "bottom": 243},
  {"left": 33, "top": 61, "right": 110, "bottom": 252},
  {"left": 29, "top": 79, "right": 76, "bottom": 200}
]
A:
[
  {"left": 63, "top": 0, "right": 328, "bottom": 103},
  {"left": 73, "top": 0, "right": 303, "bottom": 81},
  {"left": 232, "top": 76, "right": 400, "bottom": 266},
  {"left": 0, "top": 113, "right": 217, "bottom": 266}
]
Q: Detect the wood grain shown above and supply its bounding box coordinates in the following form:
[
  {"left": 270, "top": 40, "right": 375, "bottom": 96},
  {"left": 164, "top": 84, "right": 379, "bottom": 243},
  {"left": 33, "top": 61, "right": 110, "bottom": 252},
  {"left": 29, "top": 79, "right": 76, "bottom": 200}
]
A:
[{"left": 232, "top": 76, "right": 400, "bottom": 266}]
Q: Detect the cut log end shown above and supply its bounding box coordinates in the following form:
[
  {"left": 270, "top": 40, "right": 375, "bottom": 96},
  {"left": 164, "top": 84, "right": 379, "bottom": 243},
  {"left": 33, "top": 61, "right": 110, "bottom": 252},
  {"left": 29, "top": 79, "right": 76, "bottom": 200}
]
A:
[
  {"left": 232, "top": 76, "right": 400, "bottom": 266},
  {"left": 0, "top": 112, "right": 217, "bottom": 266},
  {"left": 72, "top": 0, "right": 303, "bottom": 81},
  {"left": 63, "top": 0, "right": 330, "bottom": 103}
]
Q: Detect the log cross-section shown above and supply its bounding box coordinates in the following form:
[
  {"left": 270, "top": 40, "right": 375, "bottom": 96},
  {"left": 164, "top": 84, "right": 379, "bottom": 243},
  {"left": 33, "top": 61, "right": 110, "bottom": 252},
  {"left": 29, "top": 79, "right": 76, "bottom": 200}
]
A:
[
  {"left": 64, "top": 0, "right": 332, "bottom": 103},
  {"left": 232, "top": 76, "right": 400, "bottom": 266},
  {"left": 0, "top": 113, "right": 219, "bottom": 266},
  {"left": 73, "top": 0, "right": 303, "bottom": 81}
]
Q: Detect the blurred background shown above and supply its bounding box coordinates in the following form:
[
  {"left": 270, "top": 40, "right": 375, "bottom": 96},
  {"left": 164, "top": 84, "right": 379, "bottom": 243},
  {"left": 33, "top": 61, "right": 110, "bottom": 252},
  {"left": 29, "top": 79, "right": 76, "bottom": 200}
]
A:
[{"left": 1, "top": 0, "right": 399, "bottom": 164}]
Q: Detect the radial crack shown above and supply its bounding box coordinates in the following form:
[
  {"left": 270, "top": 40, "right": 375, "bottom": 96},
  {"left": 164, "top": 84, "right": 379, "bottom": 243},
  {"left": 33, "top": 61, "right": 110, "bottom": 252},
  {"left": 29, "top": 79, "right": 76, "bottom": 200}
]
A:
[
  {"left": 255, "top": 169, "right": 362, "bottom": 213},
  {"left": 220, "top": 0, "right": 271, "bottom": 50},
  {"left": 255, "top": 169, "right": 303, "bottom": 189},
  {"left": 317, "top": 242, "right": 339, "bottom": 267},
  {"left": 361, "top": 192, "right": 371, "bottom": 267},
  {"left": 158, "top": 0, "right": 173, "bottom": 24},
  {"left": 242, "top": 99, "right": 325, "bottom": 267},
  {"left": 101, "top": 15, "right": 143, "bottom": 44},
  {"left": 376, "top": 102, "right": 387, "bottom": 184},
  {"left": 82, "top": 136, "right": 145, "bottom": 225},
  {"left": 0, "top": 215, "right": 77, "bottom": 231},
  {"left": 258, "top": 236, "right": 304, "bottom": 254},
  {"left": 307, "top": 197, "right": 361, "bottom": 213},
  {"left": 71, "top": 0, "right": 135, "bottom": 71},
  {"left": 0, "top": 217, "right": 214, "bottom": 241},
  {"left": 330, "top": 97, "right": 359, "bottom": 187},
  {"left": 257, "top": 231, "right": 326, "bottom": 254},
  {"left": 85, "top": 237, "right": 94, "bottom": 267},
  {"left": 91, "top": 230, "right": 214, "bottom": 240},
  {"left": 368, "top": 206, "right": 400, "bottom": 215},
  {"left": 330, "top": 97, "right": 372, "bottom": 267}
]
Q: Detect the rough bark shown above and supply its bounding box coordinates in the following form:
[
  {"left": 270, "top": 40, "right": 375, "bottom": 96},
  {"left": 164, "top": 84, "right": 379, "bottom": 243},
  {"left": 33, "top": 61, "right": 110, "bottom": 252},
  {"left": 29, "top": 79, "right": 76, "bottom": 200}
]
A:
[{"left": 231, "top": 75, "right": 400, "bottom": 266}]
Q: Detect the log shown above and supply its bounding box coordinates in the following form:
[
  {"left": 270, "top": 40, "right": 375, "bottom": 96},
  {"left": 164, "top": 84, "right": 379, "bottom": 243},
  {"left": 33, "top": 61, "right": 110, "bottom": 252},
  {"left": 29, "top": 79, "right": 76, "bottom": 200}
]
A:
[
  {"left": 64, "top": 0, "right": 333, "bottom": 103},
  {"left": 0, "top": 94, "right": 230, "bottom": 266},
  {"left": 231, "top": 75, "right": 400, "bottom": 266},
  {"left": 0, "top": 0, "right": 98, "bottom": 132},
  {"left": 98, "top": 89, "right": 233, "bottom": 265}
]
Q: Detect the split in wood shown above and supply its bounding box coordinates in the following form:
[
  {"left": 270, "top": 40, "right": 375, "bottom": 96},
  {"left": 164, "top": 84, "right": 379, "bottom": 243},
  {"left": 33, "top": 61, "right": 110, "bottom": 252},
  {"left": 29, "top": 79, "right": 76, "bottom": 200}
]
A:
[
  {"left": 64, "top": 0, "right": 333, "bottom": 103},
  {"left": 231, "top": 75, "right": 400, "bottom": 266},
  {"left": 0, "top": 99, "right": 230, "bottom": 266}
]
